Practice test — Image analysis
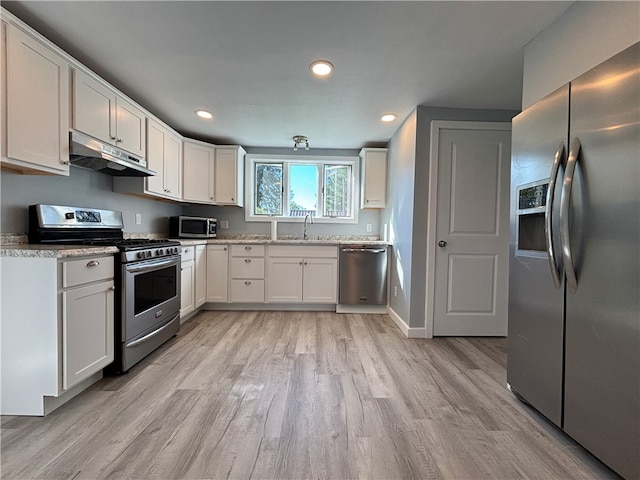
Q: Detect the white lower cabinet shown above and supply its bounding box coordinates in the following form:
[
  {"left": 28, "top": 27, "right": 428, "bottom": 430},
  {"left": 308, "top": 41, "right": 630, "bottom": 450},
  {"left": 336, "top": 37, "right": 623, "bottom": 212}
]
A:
[
  {"left": 230, "top": 245, "right": 265, "bottom": 303},
  {"left": 266, "top": 246, "right": 338, "bottom": 303},
  {"left": 62, "top": 280, "right": 114, "bottom": 389},
  {"left": 206, "top": 244, "right": 229, "bottom": 302},
  {"left": 194, "top": 244, "right": 207, "bottom": 308},
  {"left": 1, "top": 254, "right": 114, "bottom": 415},
  {"left": 180, "top": 246, "right": 195, "bottom": 318}
]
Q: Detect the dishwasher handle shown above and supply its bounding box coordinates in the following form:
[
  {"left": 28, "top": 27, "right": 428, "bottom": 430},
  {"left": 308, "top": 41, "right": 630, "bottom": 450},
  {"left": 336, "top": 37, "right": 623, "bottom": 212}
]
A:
[{"left": 340, "top": 247, "right": 387, "bottom": 254}]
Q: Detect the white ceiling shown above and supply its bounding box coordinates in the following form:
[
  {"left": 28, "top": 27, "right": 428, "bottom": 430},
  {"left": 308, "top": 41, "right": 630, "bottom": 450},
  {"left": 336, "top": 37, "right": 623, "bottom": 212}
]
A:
[{"left": 3, "top": 1, "right": 573, "bottom": 149}]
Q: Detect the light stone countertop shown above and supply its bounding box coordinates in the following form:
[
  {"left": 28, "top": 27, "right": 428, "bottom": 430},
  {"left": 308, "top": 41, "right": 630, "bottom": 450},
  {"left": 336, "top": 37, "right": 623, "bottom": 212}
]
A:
[
  {"left": 1, "top": 244, "right": 119, "bottom": 258},
  {"left": 172, "top": 236, "right": 390, "bottom": 247},
  {"left": 0, "top": 234, "right": 390, "bottom": 258}
]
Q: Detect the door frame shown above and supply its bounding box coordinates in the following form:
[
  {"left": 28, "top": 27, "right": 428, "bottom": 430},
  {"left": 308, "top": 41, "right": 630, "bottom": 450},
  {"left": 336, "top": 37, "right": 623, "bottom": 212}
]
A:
[{"left": 424, "top": 121, "right": 512, "bottom": 338}]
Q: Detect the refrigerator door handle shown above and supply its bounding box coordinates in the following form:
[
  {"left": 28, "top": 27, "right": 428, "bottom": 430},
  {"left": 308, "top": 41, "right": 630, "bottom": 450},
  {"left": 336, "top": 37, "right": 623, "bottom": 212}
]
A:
[
  {"left": 560, "top": 137, "right": 581, "bottom": 294},
  {"left": 546, "top": 141, "right": 565, "bottom": 289}
]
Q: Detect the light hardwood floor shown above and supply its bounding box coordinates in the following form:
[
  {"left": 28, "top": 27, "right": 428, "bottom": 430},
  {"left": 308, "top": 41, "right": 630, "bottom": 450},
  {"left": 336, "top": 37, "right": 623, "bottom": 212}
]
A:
[{"left": 1, "top": 311, "right": 616, "bottom": 479}]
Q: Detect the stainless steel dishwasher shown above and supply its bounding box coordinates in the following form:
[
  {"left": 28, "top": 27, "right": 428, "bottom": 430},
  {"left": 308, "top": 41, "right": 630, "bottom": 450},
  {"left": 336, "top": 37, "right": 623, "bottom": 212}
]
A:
[{"left": 339, "top": 245, "right": 388, "bottom": 305}]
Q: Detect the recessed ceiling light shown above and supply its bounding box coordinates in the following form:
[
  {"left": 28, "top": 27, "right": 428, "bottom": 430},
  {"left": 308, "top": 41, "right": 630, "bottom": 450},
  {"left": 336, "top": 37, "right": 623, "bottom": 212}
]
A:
[
  {"left": 310, "top": 60, "right": 334, "bottom": 77},
  {"left": 195, "top": 109, "right": 213, "bottom": 120},
  {"left": 381, "top": 113, "right": 398, "bottom": 123}
]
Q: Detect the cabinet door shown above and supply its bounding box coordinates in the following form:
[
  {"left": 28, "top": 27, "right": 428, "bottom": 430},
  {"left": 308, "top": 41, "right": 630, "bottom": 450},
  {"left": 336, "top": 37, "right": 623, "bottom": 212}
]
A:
[
  {"left": 361, "top": 149, "right": 387, "bottom": 208},
  {"left": 4, "top": 24, "right": 70, "bottom": 174},
  {"left": 303, "top": 258, "right": 338, "bottom": 303},
  {"left": 145, "top": 119, "right": 181, "bottom": 200},
  {"left": 194, "top": 245, "right": 207, "bottom": 308},
  {"left": 266, "top": 257, "right": 303, "bottom": 302},
  {"left": 163, "top": 130, "right": 182, "bottom": 200},
  {"left": 180, "top": 260, "right": 195, "bottom": 317},
  {"left": 145, "top": 119, "right": 166, "bottom": 196},
  {"left": 206, "top": 245, "right": 229, "bottom": 302},
  {"left": 73, "top": 69, "right": 115, "bottom": 144},
  {"left": 215, "top": 147, "right": 243, "bottom": 206},
  {"left": 183, "top": 140, "right": 215, "bottom": 203},
  {"left": 62, "top": 280, "right": 114, "bottom": 390},
  {"left": 115, "top": 97, "right": 146, "bottom": 157}
]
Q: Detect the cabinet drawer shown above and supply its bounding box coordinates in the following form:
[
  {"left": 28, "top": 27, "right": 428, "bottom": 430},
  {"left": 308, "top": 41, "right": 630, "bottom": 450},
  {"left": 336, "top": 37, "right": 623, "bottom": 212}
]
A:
[
  {"left": 268, "top": 245, "right": 337, "bottom": 258},
  {"left": 231, "top": 244, "right": 265, "bottom": 257},
  {"left": 230, "top": 279, "right": 265, "bottom": 302},
  {"left": 181, "top": 246, "right": 196, "bottom": 262},
  {"left": 230, "top": 257, "right": 264, "bottom": 279},
  {"left": 62, "top": 256, "right": 114, "bottom": 288}
]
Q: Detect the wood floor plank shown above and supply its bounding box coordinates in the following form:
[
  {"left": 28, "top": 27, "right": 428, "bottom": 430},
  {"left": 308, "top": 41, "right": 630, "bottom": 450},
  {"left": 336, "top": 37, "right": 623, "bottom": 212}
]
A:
[{"left": 0, "top": 310, "right": 618, "bottom": 480}]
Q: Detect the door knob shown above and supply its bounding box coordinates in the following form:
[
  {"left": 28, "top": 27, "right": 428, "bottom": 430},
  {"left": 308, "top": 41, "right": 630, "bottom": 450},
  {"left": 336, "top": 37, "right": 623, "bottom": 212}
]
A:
[{"left": 438, "top": 240, "right": 447, "bottom": 248}]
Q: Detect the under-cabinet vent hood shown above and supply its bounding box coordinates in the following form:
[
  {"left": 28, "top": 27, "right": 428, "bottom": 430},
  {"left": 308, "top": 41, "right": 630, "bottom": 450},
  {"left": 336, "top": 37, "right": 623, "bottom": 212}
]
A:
[{"left": 69, "top": 131, "right": 155, "bottom": 177}]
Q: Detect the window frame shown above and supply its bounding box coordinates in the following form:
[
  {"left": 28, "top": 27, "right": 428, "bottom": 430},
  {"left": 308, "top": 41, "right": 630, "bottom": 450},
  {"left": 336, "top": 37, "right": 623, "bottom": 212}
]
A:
[{"left": 245, "top": 154, "right": 360, "bottom": 224}]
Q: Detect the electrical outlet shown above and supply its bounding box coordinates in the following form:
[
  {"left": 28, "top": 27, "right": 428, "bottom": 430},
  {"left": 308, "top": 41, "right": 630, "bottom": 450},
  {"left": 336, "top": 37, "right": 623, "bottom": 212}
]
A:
[
  {"left": 135, "top": 213, "right": 142, "bottom": 225},
  {"left": 366, "top": 223, "right": 372, "bottom": 233},
  {"left": 220, "top": 220, "right": 229, "bottom": 229},
  {"left": 394, "top": 285, "right": 398, "bottom": 297}
]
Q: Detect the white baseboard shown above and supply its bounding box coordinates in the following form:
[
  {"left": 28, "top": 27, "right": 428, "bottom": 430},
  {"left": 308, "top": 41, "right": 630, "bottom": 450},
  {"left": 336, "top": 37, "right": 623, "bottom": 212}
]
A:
[
  {"left": 43, "top": 371, "right": 102, "bottom": 416},
  {"left": 386, "top": 306, "right": 427, "bottom": 338}
]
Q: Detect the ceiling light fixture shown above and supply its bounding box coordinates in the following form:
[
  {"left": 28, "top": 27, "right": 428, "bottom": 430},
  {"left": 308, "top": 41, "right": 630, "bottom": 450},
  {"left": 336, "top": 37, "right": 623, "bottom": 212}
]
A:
[
  {"left": 309, "top": 60, "right": 333, "bottom": 77},
  {"left": 195, "top": 109, "right": 213, "bottom": 120},
  {"left": 293, "top": 135, "right": 309, "bottom": 151},
  {"left": 381, "top": 113, "right": 398, "bottom": 123}
]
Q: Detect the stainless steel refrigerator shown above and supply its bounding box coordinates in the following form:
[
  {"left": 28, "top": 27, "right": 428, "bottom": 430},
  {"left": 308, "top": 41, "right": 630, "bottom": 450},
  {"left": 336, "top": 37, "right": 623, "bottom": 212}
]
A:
[{"left": 508, "top": 42, "right": 639, "bottom": 479}]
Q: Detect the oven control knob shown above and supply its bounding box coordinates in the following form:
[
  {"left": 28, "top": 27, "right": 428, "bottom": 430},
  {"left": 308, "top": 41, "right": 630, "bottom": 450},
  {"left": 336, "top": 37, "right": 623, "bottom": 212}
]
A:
[
  {"left": 172, "top": 247, "right": 178, "bottom": 254},
  {"left": 146, "top": 251, "right": 152, "bottom": 258},
  {"left": 137, "top": 251, "right": 144, "bottom": 259},
  {"left": 157, "top": 248, "right": 164, "bottom": 256}
]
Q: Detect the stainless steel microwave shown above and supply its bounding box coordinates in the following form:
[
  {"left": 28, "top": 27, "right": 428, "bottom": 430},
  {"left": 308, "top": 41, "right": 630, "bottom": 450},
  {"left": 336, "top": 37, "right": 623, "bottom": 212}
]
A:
[{"left": 169, "top": 216, "right": 217, "bottom": 238}]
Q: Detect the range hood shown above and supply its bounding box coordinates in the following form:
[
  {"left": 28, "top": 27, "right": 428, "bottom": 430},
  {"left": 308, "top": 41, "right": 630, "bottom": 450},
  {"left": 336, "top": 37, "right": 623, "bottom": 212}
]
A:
[{"left": 69, "top": 131, "right": 155, "bottom": 177}]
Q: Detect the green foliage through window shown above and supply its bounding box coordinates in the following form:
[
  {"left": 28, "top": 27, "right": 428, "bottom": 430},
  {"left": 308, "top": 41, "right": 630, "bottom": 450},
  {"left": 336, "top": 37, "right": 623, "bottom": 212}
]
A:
[{"left": 250, "top": 157, "right": 356, "bottom": 220}]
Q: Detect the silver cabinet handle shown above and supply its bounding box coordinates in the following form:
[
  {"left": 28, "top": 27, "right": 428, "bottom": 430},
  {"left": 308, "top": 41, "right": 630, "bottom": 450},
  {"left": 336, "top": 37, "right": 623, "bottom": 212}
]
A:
[
  {"left": 437, "top": 241, "right": 447, "bottom": 248},
  {"left": 87, "top": 260, "right": 100, "bottom": 267},
  {"left": 244, "top": 281, "right": 252, "bottom": 285},
  {"left": 244, "top": 258, "right": 252, "bottom": 263},
  {"left": 244, "top": 246, "right": 252, "bottom": 250},
  {"left": 110, "top": 286, "right": 116, "bottom": 291},
  {"left": 110, "top": 135, "right": 116, "bottom": 141},
  {"left": 560, "top": 137, "right": 581, "bottom": 294},
  {"left": 224, "top": 247, "right": 227, "bottom": 251},
  {"left": 546, "top": 142, "right": 565, "bottom": 289}
]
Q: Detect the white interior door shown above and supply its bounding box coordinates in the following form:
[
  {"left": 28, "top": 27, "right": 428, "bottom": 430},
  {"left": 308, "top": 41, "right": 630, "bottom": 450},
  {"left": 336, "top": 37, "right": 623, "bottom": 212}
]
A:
[{"left": 430, "top": 123, "right": 511, "bottom": 336}]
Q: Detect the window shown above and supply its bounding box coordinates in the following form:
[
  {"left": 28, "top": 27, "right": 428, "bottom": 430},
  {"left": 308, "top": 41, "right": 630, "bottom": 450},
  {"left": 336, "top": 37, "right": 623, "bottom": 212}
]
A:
[{"left": 246, "top": 154, "right": 359, "bottom": 223}]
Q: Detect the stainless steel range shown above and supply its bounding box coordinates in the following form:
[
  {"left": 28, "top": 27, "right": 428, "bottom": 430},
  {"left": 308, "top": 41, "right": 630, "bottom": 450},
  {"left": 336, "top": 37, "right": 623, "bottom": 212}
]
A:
[{"left": 29, "top": 204, "right": 181, "bottom": 373}]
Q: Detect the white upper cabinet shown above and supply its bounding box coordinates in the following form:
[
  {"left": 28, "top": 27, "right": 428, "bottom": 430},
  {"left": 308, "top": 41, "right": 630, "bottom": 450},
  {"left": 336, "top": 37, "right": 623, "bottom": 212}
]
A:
[
  {"left": 183, "top": 139, "right": 215, "bottom": 204},
  {"left": 73, "top": 69, "right": 146, "bottom": 158},
  {"left": 215, "top": 146, "right": 245, "bottom": 206},
  {"left": 145, "top": 118, "right": 182, "bottom": 200},
  {"left": 360, "top": 148, "right": 388, "bottom": 209},
  {"left": 2, "top": 22, "right": 70, "bottom": 175}
]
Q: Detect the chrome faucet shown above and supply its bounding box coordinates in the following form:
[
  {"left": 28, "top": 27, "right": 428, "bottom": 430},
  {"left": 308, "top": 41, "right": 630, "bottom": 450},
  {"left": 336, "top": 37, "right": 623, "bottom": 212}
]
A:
[{"left": 303, "top": 213, "right": 314, "bottom": 239}]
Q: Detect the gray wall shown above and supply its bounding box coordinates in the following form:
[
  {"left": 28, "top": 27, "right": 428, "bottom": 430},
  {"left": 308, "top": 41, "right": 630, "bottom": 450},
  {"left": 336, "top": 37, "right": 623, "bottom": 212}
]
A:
[
  {"left": 382, "top": 111, "right": 417, "bottom": 323},
  {"left": 384, "top": 107, "right": 518, "bottom": 329},
  {"left": 522, "top": 2, "right": 640, "bottom": 108},
  {"left": 1, "top": 167, "right": 182, "bottom": 234}
]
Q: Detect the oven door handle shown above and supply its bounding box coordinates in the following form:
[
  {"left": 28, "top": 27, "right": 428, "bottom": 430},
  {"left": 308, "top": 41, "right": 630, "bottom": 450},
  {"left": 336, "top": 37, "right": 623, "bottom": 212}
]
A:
[
  {"left": 125, "top": 313, "right": 180, "bottom": 348},
  {"left": 125, "top": 257, "right": 179, "bottom": 273}
]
